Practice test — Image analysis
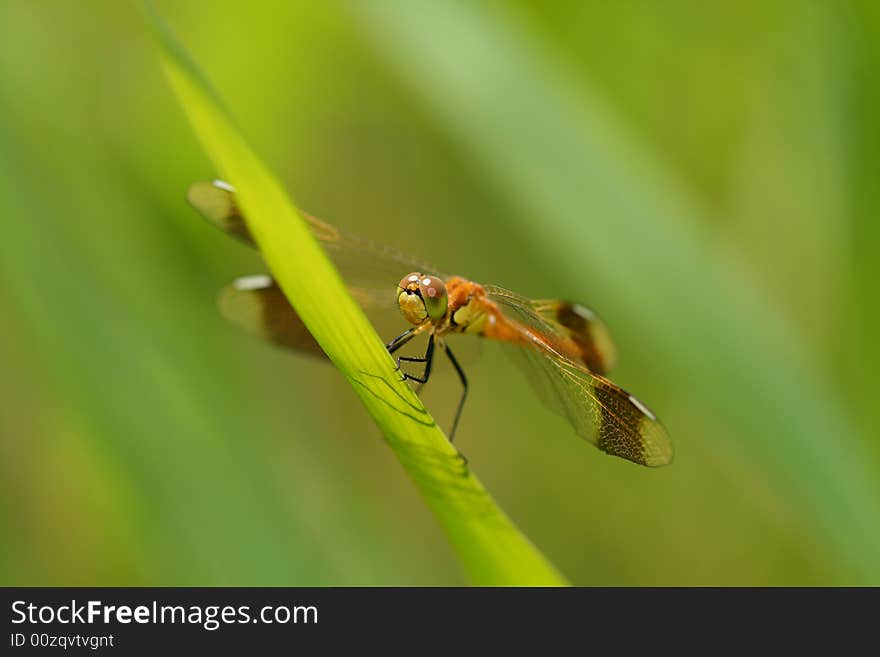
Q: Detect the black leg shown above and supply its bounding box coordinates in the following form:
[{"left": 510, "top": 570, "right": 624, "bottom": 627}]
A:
[
  {"left": 386, "top": 328, "right": 417, "bottom": 354},
  {"left": 387, "top": 328, "right": 434, "bottom": 383},
  {"left": 387, "top": 328, "right": 426, "bottom": 376},
  {"left": 397, "top": 334, "right": 435, "bottom": 384},
  {"left": 444, "top": 344, "right": 468, "bottom": 443},
  {"left": 387, "top": 332, "right": 468, "bottom": 463}
]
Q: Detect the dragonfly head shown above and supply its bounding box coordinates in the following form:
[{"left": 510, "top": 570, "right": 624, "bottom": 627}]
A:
[{"left": 397, "top": 272, "right": 448, "bottom": 325}]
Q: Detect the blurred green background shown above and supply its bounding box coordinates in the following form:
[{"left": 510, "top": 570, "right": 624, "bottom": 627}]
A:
[{"left": 1, "top": 1, "right": 878, "bottom": 585}]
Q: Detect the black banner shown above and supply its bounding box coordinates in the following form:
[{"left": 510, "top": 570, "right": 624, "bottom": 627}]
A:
[{"left": 1, "top": 587, "right": 873, "bottom": 652}]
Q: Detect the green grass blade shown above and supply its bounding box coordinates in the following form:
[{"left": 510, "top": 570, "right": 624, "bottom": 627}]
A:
[
  {"left": 350, "top": 0, "right": 880, "bottom": 582},
  {"left": 142, "top": 3, "right": 567, "bottom": 586}
]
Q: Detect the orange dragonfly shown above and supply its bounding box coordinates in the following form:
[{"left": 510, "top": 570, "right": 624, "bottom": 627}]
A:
[{"left": 188, "top": 180, "right": 673, "bottom": 467}]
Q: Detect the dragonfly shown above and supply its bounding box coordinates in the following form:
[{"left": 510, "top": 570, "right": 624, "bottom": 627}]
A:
[{"left": 188, "top": 180, "right": 673, "bottom": 467}]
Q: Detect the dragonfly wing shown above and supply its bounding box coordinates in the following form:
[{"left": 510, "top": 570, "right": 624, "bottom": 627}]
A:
[
  {"left": 219, "top": 274, "right": 419, "bottom": 357},
  {"left": 485, "top": 286, "right": 617, "bottom": 375},
  {"left": 188, "top": 180, "right": 447, "bottom": 284},
  {"left": 187, "top": 180, "right": 254, "bottom": 245},
  {"left": 188, "top": 179, "right": 444, "bottom": 353},
  {"left": 219, "top": 274, "right": 325, "bottom": 357},
  {"left": 486, "top": 285, "right": 672, "bottom": 467}
]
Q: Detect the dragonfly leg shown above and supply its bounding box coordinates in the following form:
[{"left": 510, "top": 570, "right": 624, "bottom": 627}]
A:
[
  {"left": 387, "top": 328, "right": 419, "bottom": 373},
  {"left": 386, "top": 328, "right": 417, "bottom": 356},
  {"left": 444, "top": 344, "right": 468, "bottom": 444},
  {"left": 396, "top": 334, "right": 435, "bottom": 384}
]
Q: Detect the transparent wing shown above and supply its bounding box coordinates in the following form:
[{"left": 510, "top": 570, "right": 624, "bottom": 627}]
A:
[
  {"left": 218, "top": 274, "right": 324, "bottom": 357},
  {"left": 188, "top": 180, "right": 443, "bottom": 352},
  {"left": 485, "top": 285, "right": 672, "bottom": 467},
  {"left": 188, "top": 180, "right": 447, "bottom": 298},
  {"left": 484, "top": 286, "right": 617, "bottom": 375},
  {"left": 216, "top": 273, "right": 421, "bottom": 357}
]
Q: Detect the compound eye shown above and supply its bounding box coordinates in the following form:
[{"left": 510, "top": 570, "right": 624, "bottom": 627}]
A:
[
  {"left": 398, "top": 272, "right": 423, "bottom": 293},
  {"left": 418, "top": 276, "right": 448, "bottom": 321}
]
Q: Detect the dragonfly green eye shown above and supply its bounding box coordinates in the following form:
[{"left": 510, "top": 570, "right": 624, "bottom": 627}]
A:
[
  {"left": 419, "top": 275, "right": 448, "bottom": 321},
  {"left": 397, "top": 272, "right": 448, "bottom": 325}
]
